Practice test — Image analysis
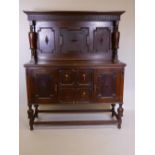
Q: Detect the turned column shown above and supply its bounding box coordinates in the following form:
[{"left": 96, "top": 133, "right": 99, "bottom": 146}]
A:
[
  {"left": 117, "top": 104, "right": 124, "bottom": 129},
  {"left": 34, "top": 104, "right": 39, "bottom": 118},
  {"left": 27, "top": 104, "right": 34, "bottom": 130},
  {"left": 112, "top": 21, "right": 120, "bottom": 63},
  {"left": 111, "top": 104, "right": 115, "bottom": 117},
  {"left": 28, "top": 20, "right": 37, "bottom": 63}
]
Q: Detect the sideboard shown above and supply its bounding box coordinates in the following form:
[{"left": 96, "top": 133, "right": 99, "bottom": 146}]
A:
[{"left": 24, "top": 11, "right": 126, "bottom": 130}]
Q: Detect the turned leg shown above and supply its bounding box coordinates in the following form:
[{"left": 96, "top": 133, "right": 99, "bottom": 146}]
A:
[
  {"left": 111, "top": 104, "right": 115, "bottom": 117},
  {"left": 27, "top": 104, "right": 34, "bottom": 130},
  {"left": 117, "top": 104, "right": 124, "bottom": 129},
  {"left": 34, "top": 104, "right": 39, "bottom": 118}
]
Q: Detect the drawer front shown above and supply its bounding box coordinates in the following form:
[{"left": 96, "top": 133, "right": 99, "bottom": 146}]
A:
[
  {"left": 58, "top": 69, "right": 93, "bottom": 104},
  {"left": 76, "top": 69, "right": 93, "bottom": 86},
  {"left": 58, "top": 87, "right": 75, "bottom": 103},
  {"left": 76, "top": 87, "right": 92, "bottom": 103},
  {"left": 59, "top": 69, "right": 76, "bottom": 86}
]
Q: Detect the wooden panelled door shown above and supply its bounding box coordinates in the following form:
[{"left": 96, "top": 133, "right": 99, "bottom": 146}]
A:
[
  {"left": 94, "top": 69, "right": 122, "bottom": 103},
  {"left": 30, "top": 69, "right": 58, "bottom": 103}
]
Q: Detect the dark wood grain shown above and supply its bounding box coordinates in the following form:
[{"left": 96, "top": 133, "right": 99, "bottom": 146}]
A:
[{"left": 24, "top": 11, "right": 126, "bottom": 130}]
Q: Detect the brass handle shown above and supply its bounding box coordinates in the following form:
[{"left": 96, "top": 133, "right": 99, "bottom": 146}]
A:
[
  {"left": 82, "top": 91, "right": 86, "bottom": 96},
  {"left": 65, "top": 74, "right": 69, "bottom": 78},
  {"left": 83, "top": 74, "right": 86, "bottom": 80}
]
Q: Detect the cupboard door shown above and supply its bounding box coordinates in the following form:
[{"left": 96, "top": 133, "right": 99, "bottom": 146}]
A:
[
  {"left": 30, "top": 69, "right": 57, "bottom": 103},
  {"left": 94, "top": 69, "right": 122, "bottom": 102}
]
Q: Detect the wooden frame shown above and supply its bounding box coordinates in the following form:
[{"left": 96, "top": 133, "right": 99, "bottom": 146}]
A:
[{"left": 24, "top": 11, "right": 126, "bottom": 130}]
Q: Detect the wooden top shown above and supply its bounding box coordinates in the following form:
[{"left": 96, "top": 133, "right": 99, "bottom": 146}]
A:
[
  {"left": 24, "top": 11, "right": 125, "bottom": 15},
  {"left": 24, "top": 11, "right": 125, "bottom": 21},
  {"left": 24, "top": 60, "right": 126, "bottom": 68}
]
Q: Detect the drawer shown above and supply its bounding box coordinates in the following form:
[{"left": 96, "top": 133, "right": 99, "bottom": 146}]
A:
[
  {"left": 76, "top": 87, "right": 92, "bottom": 103},
  {"left": 58, "top": 87, "right": 75, "bottom": 103},
  {"left": 76, "top": 69, "right": 93, "bottom": 86},
  {"left": 59, "top": 69, "right": 76, "bottom": 86}
]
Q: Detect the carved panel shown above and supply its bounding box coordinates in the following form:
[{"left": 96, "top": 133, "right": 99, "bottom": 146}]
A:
[
  {"left": 59, "top": 28, "right": 89, "bottom": 53},
  {"left": 37, "top": 27, "right": 55, "bottom": 53},
  {"left": 96, "top": 73, "right": 116, "bottom": 97},
  {"left": 93, "top": 27, "right": 111, "bottom": 53},
  {"left": 76, "top": 88, "right": 92, "bottom": 103},
  {"left": 33, "top": 72, "right": 56, "bottom": 98}
]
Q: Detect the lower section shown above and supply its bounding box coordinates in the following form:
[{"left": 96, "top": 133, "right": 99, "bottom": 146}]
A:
[
  {"left": 25, "top": 62, "right": 125, "bottom": 130},
  {"left": 27, "top": 103, "right": 124, "bottom": 130},
  {"left": 26, "top": 67, "right": 124, "bottom": 104}
]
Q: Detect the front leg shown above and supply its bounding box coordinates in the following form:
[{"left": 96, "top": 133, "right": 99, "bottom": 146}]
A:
[
  {"left": 27, "top": 104, "right": 34, "bottom": 130},
  {"left": 117, "top": 104, "right": 124, "bottom": 129},
  {"left": 111, "top": 104, "right": 115, "bottom": 117},
  {"left": 34, "top": 104, "right": 39, "bottom": 118}
]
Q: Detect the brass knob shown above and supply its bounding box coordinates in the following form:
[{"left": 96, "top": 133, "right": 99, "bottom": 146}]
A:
[
  {"left": 65, "top": 74, "right": 69, "bottom": 78},
  {"left": 83, "top": 74, "right": 86, "bottom": 80},
  {"left": 82, "top": 91, "right": 86, "bottom": 96}
]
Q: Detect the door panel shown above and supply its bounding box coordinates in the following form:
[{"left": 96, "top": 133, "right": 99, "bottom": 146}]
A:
[
  {"left": 94, "top": 69, "right": 121, "bottom": 102},
  {"left": 31, "top": 69, "right": 57, "bottom": 103},
  {"left": 96, "top": 73, "right": 116, "bottom": 97}
]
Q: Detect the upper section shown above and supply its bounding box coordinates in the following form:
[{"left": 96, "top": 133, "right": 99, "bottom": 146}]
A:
[
  {"left": 24, "top": 11, "right": 125, "bottom": 63},
  {"left": 24, "top": 11, "right": 125, "bottom": 21}
]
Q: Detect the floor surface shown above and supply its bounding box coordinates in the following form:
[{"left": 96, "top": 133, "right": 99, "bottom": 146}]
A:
[{"left": 19, "top": 105, "right": 135, "bottom": 155}]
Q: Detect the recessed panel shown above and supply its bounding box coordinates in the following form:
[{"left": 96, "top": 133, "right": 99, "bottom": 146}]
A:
[
  {"left": 96, "top": 73, "right": 116, "bottom": 98},
  {"left": 93, "top": 27, "right": 111, "bottom": 53},
  {"left": 37, "top": 27, "right": 55, "bottom": 53},
  {"left": 60, "top": 28, "right": 89, "bottom": 54}
]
